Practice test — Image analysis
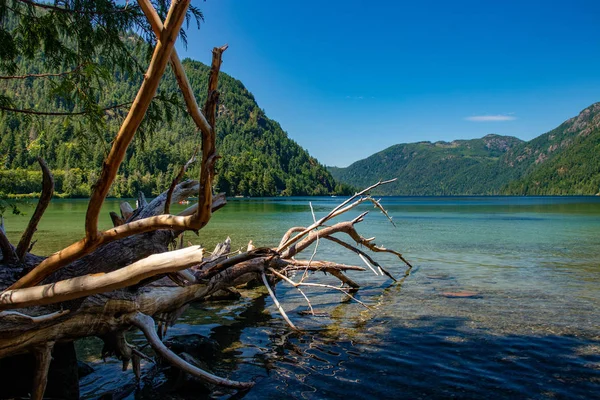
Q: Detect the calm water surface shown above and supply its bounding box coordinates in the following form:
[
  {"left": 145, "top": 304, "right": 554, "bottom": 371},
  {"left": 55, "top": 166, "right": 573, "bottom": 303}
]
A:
[{"left": 4, "top": 196, "right": 600, "bottom": 399}]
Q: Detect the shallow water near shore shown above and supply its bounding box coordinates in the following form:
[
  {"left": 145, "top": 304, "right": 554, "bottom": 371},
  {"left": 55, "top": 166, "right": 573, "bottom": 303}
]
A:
[{"left": 4, "top": 196, "right": 600, "bottom": 398}]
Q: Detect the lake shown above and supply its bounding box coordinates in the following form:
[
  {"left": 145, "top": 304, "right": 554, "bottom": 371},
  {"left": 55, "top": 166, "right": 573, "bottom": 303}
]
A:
[{"left": 3, "top": 196, "right": 600, "bottom": 399}]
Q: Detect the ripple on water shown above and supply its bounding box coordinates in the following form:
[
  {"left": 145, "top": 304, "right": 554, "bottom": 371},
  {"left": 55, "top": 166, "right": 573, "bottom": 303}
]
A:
[{"left": 71, "top": 197, "right": 600, "bottom": 399}]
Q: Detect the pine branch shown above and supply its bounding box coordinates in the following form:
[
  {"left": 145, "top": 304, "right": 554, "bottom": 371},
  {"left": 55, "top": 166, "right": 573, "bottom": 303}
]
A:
[
  {"left": 0, "top": 63, "right": 87, "bottom": 80},
  {"left": 15, "top": 0, "right": 135, "bottom": 16},
  {"left": 0, "top": 101, "right": 133, "bottom": 116}
]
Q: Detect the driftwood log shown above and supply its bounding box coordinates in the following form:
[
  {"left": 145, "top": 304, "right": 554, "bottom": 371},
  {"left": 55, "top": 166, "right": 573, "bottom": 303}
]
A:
[
  {"left": 0, "top": 0, "right": 412, "bottom": 397},
  {"left": 0, "top": 179, "right": 411, "bottom": 397}
]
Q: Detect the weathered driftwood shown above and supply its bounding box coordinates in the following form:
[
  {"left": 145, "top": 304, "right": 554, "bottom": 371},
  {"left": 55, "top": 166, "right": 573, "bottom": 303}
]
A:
[
  {"left": 0, "top": 179, "right": 410, "bottom": 396},
  {"left": 0, "top": 246, "right": 206, "bottom": 309}
]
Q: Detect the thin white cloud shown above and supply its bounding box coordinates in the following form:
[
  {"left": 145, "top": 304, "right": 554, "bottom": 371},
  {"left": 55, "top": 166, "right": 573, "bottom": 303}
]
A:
[{"left": 465, "top": 115, "right": 516, "bottom": 122}]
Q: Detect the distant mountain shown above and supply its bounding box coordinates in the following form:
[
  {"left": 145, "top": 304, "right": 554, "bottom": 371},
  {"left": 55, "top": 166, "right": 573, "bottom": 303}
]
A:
[
  {"left": 329, "top": 103, "right": 600, "bottom": 195},
  {"left": 329, "top": 134, "right": 524, "bottom": 195}
]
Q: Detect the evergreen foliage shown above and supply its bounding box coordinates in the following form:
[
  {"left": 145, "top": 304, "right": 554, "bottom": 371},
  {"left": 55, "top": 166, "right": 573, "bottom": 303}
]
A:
[{"left": 0, "top": 0, "right": 202, "bottom": 133}]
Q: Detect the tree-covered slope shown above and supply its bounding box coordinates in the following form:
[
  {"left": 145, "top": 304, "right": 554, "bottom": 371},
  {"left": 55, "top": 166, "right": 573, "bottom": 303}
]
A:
[
  {"left": 330, "top": 103, "right": 600, "bottom": 196},
  {"left": 0, "top": 57, "right": 348, "bottom": 197},
  {"left": 329, "top": 134, "right": 523, "bottom": 195},
  {"left": 501, "top": 103, "right": 600, "bottom": 195}
]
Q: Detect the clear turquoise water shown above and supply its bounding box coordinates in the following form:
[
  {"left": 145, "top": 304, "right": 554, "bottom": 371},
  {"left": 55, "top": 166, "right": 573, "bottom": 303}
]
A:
[{"left": 4, "top": 196, "right": 600, "bottom": 398}]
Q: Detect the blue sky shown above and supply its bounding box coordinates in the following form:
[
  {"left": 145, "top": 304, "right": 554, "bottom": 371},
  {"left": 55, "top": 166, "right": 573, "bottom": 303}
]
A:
[{"left": 175, "top": 0, "right": 600, "bottom": 167}]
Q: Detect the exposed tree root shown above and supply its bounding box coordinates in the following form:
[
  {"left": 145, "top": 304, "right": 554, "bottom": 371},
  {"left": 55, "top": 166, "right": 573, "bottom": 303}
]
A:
[{"left": 129, "top": 312, "right": 255, "bottom": 389}]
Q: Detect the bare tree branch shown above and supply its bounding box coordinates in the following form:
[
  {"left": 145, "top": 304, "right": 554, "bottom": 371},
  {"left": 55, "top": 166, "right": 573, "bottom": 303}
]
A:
[
  {"left": 0, "top": 309, "right": 69, "bottom": 323},
  {"left": 6, "top": 194, "right": 224, "bottom": 291},
  {"left": 324, "top": 236, "right": 397, "bottom": 281},
  {"left": 16, "top": 158, "right": 54, "bottom": 261},
  {"left": 4, "top": 1, "right": 227, "bottom": 292},
  {"left": 193, "top": 44, "right": 228, "bottom": 229},
  {"left": 165, "top": 147, "right": 198, "bottom": 214},
  {"left": 136, "top": 0, "right": 213, "bottom": 137},
  {"left": 192, "top": 247, "right": 276, "bottom": 282},
  {"left": 0, "top": 63, "right": 86, "bottom": 80},
  {"left": 281, "top": 259, "right": 366, "bottom": 273},
  {"left": 278, "top": 226, "right": 304, "bottom": 249},
  {"left": 277, "top": 179, "right": 397, "bottom": 253},
  {"left": 0, "top": 101, "right": 133, "bottom": 116},
  {"left": 268, "top": 268, "right": 369, "bottom": 309},
  {"left": 7, "top": 0, "right": 192, "bottom": 290},
  {"left": 341, "top": 216, "right": 413, "bottom": 269},
  {"left": 109, "top": 212, "right": 125, "bottom": 227},
  {"left": 281, "top": 215, "right": 411, "bottom": 271},
  {"left": 136, "top": 0, "right": 226, "bottom": 230},
  {"left": 261, "top": 272, "right": 298, "bottom": 330},
  {"left": 324, "top": 268, "right": 360, "bottom": 289}
]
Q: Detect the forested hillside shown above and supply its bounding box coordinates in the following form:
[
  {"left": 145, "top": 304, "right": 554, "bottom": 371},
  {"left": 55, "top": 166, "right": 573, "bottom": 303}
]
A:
[
  {"left": 500, "top": 103, "right": 600, "bottom": 195},
  {"left": 330, "top": 103, "right": 600, "bottom": 196},
  {"left": 329, "top": 134, "right": 524, "bottom": 195},
  {"left": 0, "top": 57, "right": 349, "bottom": 197}
]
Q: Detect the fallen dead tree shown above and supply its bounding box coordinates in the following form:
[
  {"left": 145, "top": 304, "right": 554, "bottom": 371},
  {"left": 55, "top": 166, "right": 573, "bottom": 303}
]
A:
[
  {"left": 0, "top": 179, "right": 411, "bottom": 397},
  {"left": 0, "top": 0, "right": 412, "bottom": 397}
]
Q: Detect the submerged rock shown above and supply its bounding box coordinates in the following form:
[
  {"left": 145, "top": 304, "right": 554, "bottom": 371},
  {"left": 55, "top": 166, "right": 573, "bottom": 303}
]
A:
[{"left": 442, "top": 290, "right": 480, "bottom": 298}]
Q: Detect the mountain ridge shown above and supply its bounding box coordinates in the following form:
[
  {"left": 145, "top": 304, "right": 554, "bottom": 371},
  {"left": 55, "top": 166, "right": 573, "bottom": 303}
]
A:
[{"left": 329, "top": 103, "right": 600, "bottom": 195}]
